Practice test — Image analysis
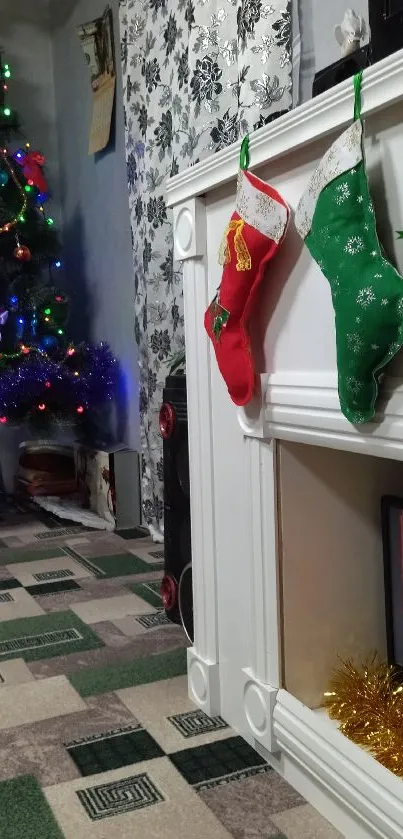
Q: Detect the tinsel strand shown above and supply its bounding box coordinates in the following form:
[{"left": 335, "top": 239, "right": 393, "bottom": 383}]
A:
[
  {"left": 0, "top": 342, "right": 117, "bottom": 422},
  {"left": 324, "top": 656, "right": 403, "bottom": 775}
]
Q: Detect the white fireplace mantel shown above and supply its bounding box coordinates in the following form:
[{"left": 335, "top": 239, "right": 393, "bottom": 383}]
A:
[{"left": 166, "top": 50, "right": 403, "bottom": 839}]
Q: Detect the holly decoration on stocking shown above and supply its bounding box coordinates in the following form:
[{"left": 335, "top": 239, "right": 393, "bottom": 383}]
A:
[
  {"left": 210, "top": 298, "right": 230, "bottom": 341},
  {"left": 205, "top": 136, "right": 290, "bottom": 406},
  {"left": 295, "top": 71, "right": 403, "bottom": 425}
]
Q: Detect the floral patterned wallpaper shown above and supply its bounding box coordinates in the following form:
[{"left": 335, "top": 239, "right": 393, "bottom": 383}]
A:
[{"left": 119, "top": 0, "right": 294, "bottom": 539}]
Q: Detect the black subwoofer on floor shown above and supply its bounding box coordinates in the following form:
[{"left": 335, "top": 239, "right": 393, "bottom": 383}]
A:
[{"left": 159, "top": 374, "right": 193, "bottom": 642}]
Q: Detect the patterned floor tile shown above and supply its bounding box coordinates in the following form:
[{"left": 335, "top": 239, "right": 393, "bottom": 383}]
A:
[
  {"left": 7, "top": 556, "right": 93, "bottom": 587},
  {"left": 0, "top": 574, "right": 21, "bottom": 589},
  {"left": 26, "top": 579, "right": 82, "bottom": 598},
  {"left": 0, "top": 587, "right": 45, "bottom": 621},
  {"left": 2, "top": 535, "right": 30, "bottom": 547},
  {"left": 199, "top": 770, "right": 304, "bottom": 839},
  {"left": 129, "top": 580, "right": 162, "bottom": 608},
  {"left": 128, "top": 546, "right": 164, "bottom": 565},
  {"left": 111, "top": 611, "right": 172, "bottom": 636},
  {"left": 69, "top": 647, "right": 188, "bottom": 697},
  {"left": 71, "top": 593, "right": 156, "bottom": 624},
  {"left": 64, "top": 538, "right": 91, "bottom": 547},
  {"left": 117, "top": 676, "right": 231, "bottom": 754},
  {"left": 83, "top": 553, "right": 163, "bottom": 578},
  {"left": 45, "top": 759, "right": 234, "bottom": 838},
  {"left": 271, "top": 804, "right": 344, "bottom": 838},
  {"left": 0, "top": 610, "right": 103, "bottom": 662},
  {"left": 101, "top": 570, "right": 164, "bottom": 588},
  {"left": 0, "top": 774, "right": 64, "bottom": 839},
  {"left": 72, "top": 540, "right": 129, "bottom": 559},
  {"left": 88, "top": 621, "right": 134, "bottom": 649},
  {"left": 79, "top": 577, "right": 152, "bottom": 596},
  {"left": 0, "top": 692, "right": 140, "bottom": 786},
  {"left": 0, "top": 591, "right": 14, "bottom": 602},
  {"left": 0, "top": 657, "right": 35, "bottom": 687},
  {"left": 148, "top": 548, "right": 164, "bottom": 559},
  {"left": 99, "top": 534, "right": 153, "bottom": 549},
  {"left": 34, "top": 569, "right": 75, "bottom": 581},
  {"left": 36, "top": 529, "right": 89, "bottom": 542},
  {"left": 169, "top": 736, "right": 270, "bottom": 790},
  {"left": 34, "top": 579, "right": 133, "bottom": 614},
  {"left": 77, "top": 771, "right": 165, "bottom": 819},
  {"left": 168, "top": 709, "right": 228, "bottom": 739},
  {"left": 0, "top": 675, "right": 86, "bottom": 730},
  {"left": 66, "top": 726, "right": 164, "bottom": 776},
  {"left": 0, "top": 547, "right": 66, "bottom": 565},
  {"left": 28, "top": 625, "right": 187, "bottom": 679},
  {"left": 115, "top": 529, "right": 150, "bottom": 542},
  {"left": 0, "top": 523, "right": 52, "bottom": 540},
  {"left": 4, "top": 535, "right": 93, "bottom": 552}
]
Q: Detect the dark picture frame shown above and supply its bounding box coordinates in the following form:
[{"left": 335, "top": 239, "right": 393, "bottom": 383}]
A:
[
  {"left": 381, "top": 495, "right": 403, "bottom": 670},
  {"left": 384, "top": 0, "right": 403, "bottom": 19},
  {"left": 369, "top": 0, "right": 403, "bottom": 62}
]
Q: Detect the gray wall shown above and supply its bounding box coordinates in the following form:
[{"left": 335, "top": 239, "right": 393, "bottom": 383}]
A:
[
  {"left": 50, "top": 0, "right": 140, "bottom": 450},
  {"left": 311, "top": 0, "right": 369, "bottom": 71}
]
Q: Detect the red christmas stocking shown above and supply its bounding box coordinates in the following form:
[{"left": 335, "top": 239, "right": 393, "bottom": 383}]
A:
[{"left": 204, "top": 161, "right": 289, "bottom": 405}]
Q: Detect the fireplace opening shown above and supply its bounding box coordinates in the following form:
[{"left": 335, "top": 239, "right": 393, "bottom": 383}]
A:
[{"left": 277, "top": 441, "right": 403, "bottom": 709}]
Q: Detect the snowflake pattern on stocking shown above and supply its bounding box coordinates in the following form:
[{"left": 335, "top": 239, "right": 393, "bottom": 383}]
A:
[
  {"left": 345, "top": 235, "right": 364, "bottom": 255},
  {"left": 335, "top": 183, "right": 350, "bottom": 204},
  {"left": 357, "top": 287, "right": 375, "bottom": 308},
  {"left": 347, "top": 333, "right": 363, "bottom": 354},
  {"left": 347, "top": 376, "right": 362, "bottom": 395}
]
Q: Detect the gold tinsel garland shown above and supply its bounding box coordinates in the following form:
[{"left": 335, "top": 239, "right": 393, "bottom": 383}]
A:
[{"left": 324, "top": 656, "right": 403, "bottom": 775}]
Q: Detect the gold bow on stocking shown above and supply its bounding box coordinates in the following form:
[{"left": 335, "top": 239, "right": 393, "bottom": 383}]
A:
[{"left": 218, "top": 219, "right": 251, "bottom": 272}]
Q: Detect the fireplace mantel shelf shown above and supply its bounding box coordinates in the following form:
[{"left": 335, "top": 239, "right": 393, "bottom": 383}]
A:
[{"left": 167, "top": 49, "right": 403, "bottom": 839}]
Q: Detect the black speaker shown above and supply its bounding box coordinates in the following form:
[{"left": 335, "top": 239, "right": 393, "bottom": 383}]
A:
[{"left": 159, "top": 374, "right": 193, "bottom": 642}]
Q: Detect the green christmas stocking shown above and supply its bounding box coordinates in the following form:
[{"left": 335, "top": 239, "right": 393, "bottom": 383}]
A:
[{"left": 295, "top": 71, "right": 403, "bottom": 424}]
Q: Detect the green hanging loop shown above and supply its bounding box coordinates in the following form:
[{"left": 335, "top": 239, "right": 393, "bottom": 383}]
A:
[
  {"left": 353, "top": 70, "right": 363, "bottom": 122},
  {"left": 240, "top": 135, "right": 250, "bottom": 171}
]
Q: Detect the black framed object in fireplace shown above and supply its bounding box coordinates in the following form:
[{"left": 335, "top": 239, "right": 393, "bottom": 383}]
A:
[
  {"left": 369, "top": 0, "right": 403, "bottom": 63},
  {"left": 381, "top": 495, "right": 403, "bottom": 671}
]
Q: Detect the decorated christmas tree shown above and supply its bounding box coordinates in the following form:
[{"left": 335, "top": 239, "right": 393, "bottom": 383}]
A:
[{"left": 0, "top": 54, "right": 116, "bottom": 427}]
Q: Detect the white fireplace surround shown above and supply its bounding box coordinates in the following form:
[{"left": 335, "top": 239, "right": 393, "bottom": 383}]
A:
[{"left": 166, "top": 50, "right": 403, "bottom": 839}]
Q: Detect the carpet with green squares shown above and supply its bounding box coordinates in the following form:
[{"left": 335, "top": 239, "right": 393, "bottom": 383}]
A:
[{"left": 0, "top": 509, "right": 341, "bottom": 839}]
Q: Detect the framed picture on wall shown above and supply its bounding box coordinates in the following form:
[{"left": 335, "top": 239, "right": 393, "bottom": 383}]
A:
[
  {"left": 78, "top": 5, "right": 116, "bottom": 155},
  {"left": 381, "top": 495, "right": 403, "bottom": 671}
]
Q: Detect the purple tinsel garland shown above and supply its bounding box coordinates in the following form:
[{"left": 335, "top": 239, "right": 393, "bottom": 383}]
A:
[{"left": 0, "top": 342, "right": 117, "bottom": 420}]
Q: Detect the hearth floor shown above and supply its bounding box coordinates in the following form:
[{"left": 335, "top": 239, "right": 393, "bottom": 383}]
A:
[{"left": 0, "top": 508, "right": 341, "bottom": 838}]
